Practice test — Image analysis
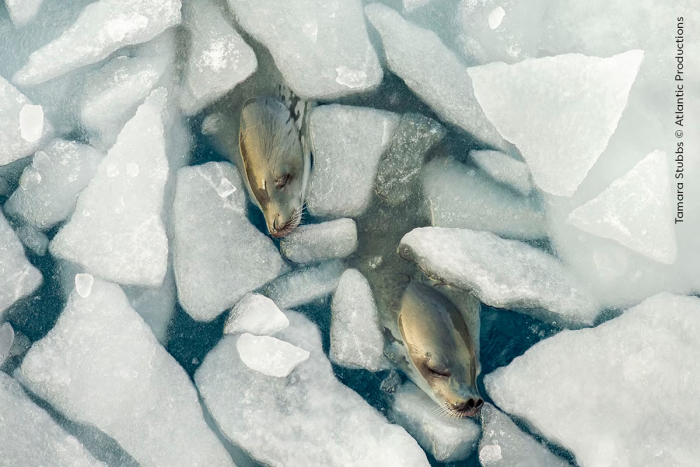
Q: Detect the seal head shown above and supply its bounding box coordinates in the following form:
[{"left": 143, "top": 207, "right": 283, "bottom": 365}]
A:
[
  {"left": 397, "top": 281, "right": 483, "bottom": 417},
  {"left": 239, "top": 97, "right": 309, "bottom": 237}
]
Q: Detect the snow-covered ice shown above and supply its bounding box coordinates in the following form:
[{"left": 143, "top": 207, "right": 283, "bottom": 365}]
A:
[
  {"left": 4, "top": 0, "right": 44, "bottom": 27},
  {"left": 280, "top": 218, "right": 357, "bottom": 264},
  {"left": 479, "top": 403, "right": 570, "bottom": 467},
  {"left": 227, "top": 0, "right": 382, "bottom": 99},
  {"left": 0, "top": 211, "right": 42, "bottom": 320},
  {"left": 81, "top": 33, "right": 175, "bottom": 150},
  {"left": 224, "top": 293, "right": 289, "bottom": 336},
  {"left": 392, "top": 382, "right": 480, "bottom": 462},
  {"left": 307, "top": 105, "right": 399, "bottom": 218},
  {"left": 485, "top": 292, "right": 700, "bottom": 467},
  {"left": 172, "top": 162, "right": 286, "bottom": 321},
  {"left": 399, "top": 227, "right": 599, "bottom": 327},
  {"left": 0, "top": 372, "right": 106, "bottom": 467},
  {"left": 0, "top": 322, "right": 14, "bottom": 367},
  {"left": 469, "top": 149, "right": 533, "bottom": 197},
  {"left": 567, "top": 150, "right": 676, "bottom": 264},
  {"left": 13, "top": 0, "right": 182, "bottom": 86},
  {"left": 196, "top": 311, "right": 429, "bottom": 467},
  {"left": 4, "top": 139, "right": 103, "bottom": 230},
  {"left": 467, "top": 50, "right": 644, "bottom": 196},
  {"left": 0, "top": 75, "right": 53, "bottom": 166},
  {"left": 422, "top": 158, "right": 546, "bottom": 240},
  {"left": 488, "top": 7, "right": 506, "bottom": 30},
  {"left": 330, "top": 269, "right": 386, "bottom": 372},
  {"left": 365, "top": 3, "right": 507, "bottom": 151},
  {"left": 50, "top": 89, "right": 170, "bottom": 287},
  {"left": 375, "top": 113, "right": 446, "bottom": 206},
  {"left": 180, "top": 0, "right": 257, "bottom": 115},
  {"left": 261, "top": 260, "right": 345, "bottom": 309},
  {"left": 237, "top": 333, "right": 310, "bottom": 377},
  {"left": 19, "top": 278, "right": 235, "bottom": 467},
  {"left": 74, "top": 273, "right": 94, "bottom": 298}
]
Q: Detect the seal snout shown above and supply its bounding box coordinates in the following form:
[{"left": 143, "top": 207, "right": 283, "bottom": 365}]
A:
[{"left": 450, "top": 397, "right": 484, "bottom": 417}]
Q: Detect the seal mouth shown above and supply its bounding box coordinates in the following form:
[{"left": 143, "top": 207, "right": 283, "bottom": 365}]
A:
[
  {"left": 270, "top": 209, "right": 302, "bottom": 238},
  {"left": 434, "top": 398, "right": 484, "bottom": 419}
]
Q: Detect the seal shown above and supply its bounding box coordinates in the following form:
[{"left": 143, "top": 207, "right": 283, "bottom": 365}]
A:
[
  {"left": 238, "top": 93, "right": 312, "bottom": 237},
  {"left": 395, "top": 281, "right": 483, "bottom": 418}
]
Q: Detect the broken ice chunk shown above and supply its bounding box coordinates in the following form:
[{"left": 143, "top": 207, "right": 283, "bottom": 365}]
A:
[
  {"left": 4, "top": 0, "right": 44, "bottom": 27},
  {"left": 196, "top": 311, "right": 430, "bottom": 467},
  {"left": 375, "top": 113, "right": 446, "bottom": 206},
  {"left": 81, "top": 34, "right": 174, "bottom": 150},
  {"left": 227, "top": 0, "right": 382, "bottom": 99},
  {"left": 0, "top": 372, "right": 106, "bottom": 467},
  {"left": 50, "top": 89, "right": 170, "bottom": 287},
  {"left": 261, "top": 260, "right": 345, "bottom": 309},
  {"left": 237, "top": 333, "right": 309, "bottom": 377},
  {"left": 179, "top": 0, "right": 257, "bottom": 115},
  {"left": 74, "top": 273, "right": 94, "bottom": 298},
  {"left": 0, "top": 75, "right": 53, "bottom": 166},
  {"left": 172, "top": 162, "right": 286, "bottom": 321},
  {"left": 19, "top": 104, "right": 44, "bottom": 142},
  {"left": 0, "top": 211, "right": 42, "bottom": 320},
  {"left": 15, "top": 224, "right": 49, "bottom": 256},
  {"left": 469, "top": 149, "right": 533, "bottom": 196},
  {"left": 280, "top": 218, "right": 357, "bottom": 264},
  {"left": 13, "top": 0, "right": 182, "bottom": 86},
  {"left": 0, "top": 322, "right": 14, "bottom": 367},
  {"left": 224, "top": 293, "right": 289, "bottom": 336},
  {"left": 487, "top": 6, "right": 506, "bottom": 30},
  {"left": 19, "top": 278, "right": 235, "bottom": 467},
  {"left": 5, "top": 139, "right": 103, "bottom": 230},
  {"left": 365, "top": 4, "right": 508, "bottom": 151},
  {"left": 330, "top": 269, "right": 386, "bottom": 371},
  {"left": 479, "top": 403, "right": 570, "bottom": 467},
  {"left": 422, "top": 158, "right": 546, "bottom": 240},
  {"left": 399, "top": 227, "right": 600, "bottom": 327},
  {"left": 467, "top": 49, "right": 644, "bottom": 196},
  {"left": 392, "top": 382, "right": 480, "bottom": 462},
  {"left": 485, "top": 292, "right": 700, "bottom": 467},
  {"left": 307, "top": 105, "right": 400, "bottom": 217},
  {"left": 567, "top": 150, "right": 676, "bottom": 264}
]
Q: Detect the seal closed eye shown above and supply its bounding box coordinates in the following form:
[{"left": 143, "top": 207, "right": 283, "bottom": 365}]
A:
[{"left": 238, "top": 95, "right": 311, "bottom": 237}]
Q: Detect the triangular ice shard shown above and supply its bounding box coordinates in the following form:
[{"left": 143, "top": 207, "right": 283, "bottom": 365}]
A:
[
  {"left": 567, "top": 150, "right": 676, "bottom": 264},
  {"left": 468, "top": 50, "right": 643, "bottom": 196}
]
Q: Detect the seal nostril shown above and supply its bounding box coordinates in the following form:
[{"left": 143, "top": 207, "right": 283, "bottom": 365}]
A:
[
  {"left": 475, "top": 398, "right": 484, "bottom": 409},
  {"left": 467, "top": 398, "right": 475, "bottom": 409}
]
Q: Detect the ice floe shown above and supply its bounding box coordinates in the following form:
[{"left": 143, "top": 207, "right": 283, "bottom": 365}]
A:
[
  {"left": 280, "top": 218, "right": 357, "bottom": 264},
  {"left": 485, "top": 292, "right": 700, "bottom": 467},
  {"left": 50, "top": 89, "right": 170, "bottom": 287},
  {"left": 196, "top": 311, "right": 429, "bottom": 467},
  {"left": 330, "top": 269, "right": 386, "bottom": 371},
  {"left": 237, "top": 333, "right": 309, "bottom": 377},
  {"left": 307, "top": 105, "right": 399, "bottom": 218},
  {"left": 224, "top": 293, "right": 289, "bottom": 336},
  {"left": 261, "top": 260, "right": 345, "bottom": 309},
  {"left": 399, "top": 227, "right": 599, "bottom": 327},
  {"left": 19, "top": 278, "right": 234, "bottom": 467},
  {"left": 172, "top": 162, "right": 285, "bottom": 321}
]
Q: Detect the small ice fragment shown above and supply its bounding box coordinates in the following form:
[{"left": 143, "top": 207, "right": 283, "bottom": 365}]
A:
[
  {"left": 224, "top": 293, "right": 289, "bottom": 336},
  {"left": 19, "top": 105, "right": 44, "bottom": 143},
  {"left": 216, "top": 177, "right": 236, "bottom": 197},
  {"left": 19, "top": 167, "right": 42, "bottom": 190},
  {"left": 75, "top": 273, "right": 94, "bottom": 298},
  {"left": 488, "top": 6, "right": 506, "bottom": 30},
  {"left": 236, "top": 333, "right": 309, "bottom": 377},
  {"left": 5, "top": 0, "right": 44, "bottom": 27},
  {"left": 335, "top": 66, "right": 368, "bottom": 89},
  {"left": 126, "top": 163, "right": 139, "bottom": 177},
  {"left": 479, "top": 444, "right": 502, "bottom": 463}
]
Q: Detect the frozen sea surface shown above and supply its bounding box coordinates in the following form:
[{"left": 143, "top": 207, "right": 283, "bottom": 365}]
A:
[{"left": 0, "top": 1, "right": 694, "bottom": 466}]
